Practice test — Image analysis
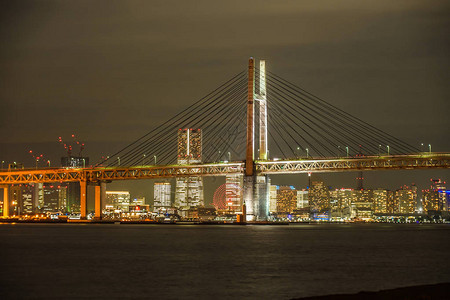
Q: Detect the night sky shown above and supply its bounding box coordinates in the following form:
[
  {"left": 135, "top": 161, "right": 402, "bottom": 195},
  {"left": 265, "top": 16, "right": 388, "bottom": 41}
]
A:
[{"left": 0, "top": 1, "right": 448, "bottom": 204}]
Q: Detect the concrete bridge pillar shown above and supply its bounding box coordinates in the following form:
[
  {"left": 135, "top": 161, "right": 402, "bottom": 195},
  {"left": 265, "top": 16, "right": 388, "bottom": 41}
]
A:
[
  {"left": 94, "top": 182, "right": 106, "bottom": 220},
  {"left": 80, "top": 180, "right": 87, "bottom": 219},
  {"left": 2, "top": 185, "right": 9, "bottom": 217}
]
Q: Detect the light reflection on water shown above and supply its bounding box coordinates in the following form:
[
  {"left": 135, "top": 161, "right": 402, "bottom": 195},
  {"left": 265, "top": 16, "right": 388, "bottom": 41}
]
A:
[{"left": 0, "top": 223, "right": 449, "bottom": 299}]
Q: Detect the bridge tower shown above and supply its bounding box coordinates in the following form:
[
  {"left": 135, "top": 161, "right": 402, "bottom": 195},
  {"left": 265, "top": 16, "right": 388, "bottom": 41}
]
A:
[{"left": 244, "top": 58, "right": 270, "bottom": 221}]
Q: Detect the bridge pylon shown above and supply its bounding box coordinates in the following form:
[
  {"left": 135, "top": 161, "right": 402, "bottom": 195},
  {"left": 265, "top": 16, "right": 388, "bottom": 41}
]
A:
[{"left": 244, "top": 58, "right": 270, "bottom": 221}]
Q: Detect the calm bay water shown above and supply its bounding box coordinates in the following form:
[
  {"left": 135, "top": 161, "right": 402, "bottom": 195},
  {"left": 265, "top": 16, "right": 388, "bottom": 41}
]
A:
[{"left": 0, "top": 223, "right": 449, "bottom": 299}]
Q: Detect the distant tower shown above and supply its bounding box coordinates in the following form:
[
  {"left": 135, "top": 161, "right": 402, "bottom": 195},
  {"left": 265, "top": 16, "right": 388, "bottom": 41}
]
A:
[
  {"left": 154, "top": 182, "right": 171, "bottom": 211},
  {"left": 175, "top": 129, "right": 204, "bottom": 208},
  {"left": 356, "top": 171, "right": 364, "bottom": 190},
  {"left": 225, "top": 174, "right": 243, "bottom": 212}
]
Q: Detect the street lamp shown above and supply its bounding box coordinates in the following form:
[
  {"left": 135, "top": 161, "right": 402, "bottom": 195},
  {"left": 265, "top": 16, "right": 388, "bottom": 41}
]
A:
[
  {"left": 297, "top": 146, "right": 300, "bottom": 158},
  {"left": 82, "top": 158, "right": 86, "bottom": 168},
  {"left": 117, "top": 157, "right": 120, "bottom": 166},
  {"left": 228, "top": 152, "right": 231, "bottom": 162},
  {"left": 47, "top": 160, "right": 51, "bottom": 168},
  {"left": 428, "top": 144, "right": 431, "bottom": 154},
  {"left": 387, "top": 145, "right": 390, "bottom": 156},
  {"left": 345, "top": 146, "right": 349, "bottom": 158},
  {"left": 306, "top": 148, "right": 309, "bottom": 158},
  {"left": 1, "top": 161, "right": 4, "bottom": 169},
  {"left": 421, "top": 143, "right": 424, "bottom": 152},
  {"left": 154, "top": 155, "right": 157, "bottom": 165},
  {"left": 142, "top": 154, "right": 146, "bottom": 165}
]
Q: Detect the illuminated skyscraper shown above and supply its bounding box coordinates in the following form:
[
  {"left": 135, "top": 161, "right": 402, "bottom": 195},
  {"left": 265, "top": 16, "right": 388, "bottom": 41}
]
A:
[
  {"left": 386, "top": 190, "right": 398, "bottom": 213},
  {"left": 296, "top": 190, "right": 309, "bottom": 209},
  {"left": 351, "top": 189, "right": 373, "bottom": 219},
  {"left": 106, "top": 191, "right": 131, "bottom": 213},
  {"left": 177, "top": 129, "right": 202, "bottom": 164},
  {"left": 396, "top": 185, "right": 417, "bottom": 214},
  {"left": 225, "top": 174, "right": 243, "bottom": 212},
  {"left": 9, "top": 185, "right": 21, "bottom": 215},
  {"left": 330, "top": 188, "right": 353, "bottom": 218},
  {"left": 175, "top": 129, "right": 204, "bottom": 208},
  {"left": 309, "top": 181, "right": 330, "bottom": 213},
  {"left": 154, "top": 182, "right": 171, "bottom": 210},
  {"left": 373, "top": 189, "right": 388, "bottom": 213},
  {"left": 42, "top": 184, "right": 67, "bottom": 213},
  {"left": 61, "top": 156, "right": 88, "bottom": 213},
  {"left": 276, "top": 186, "right": 297, "bottom": 214},
  {"left": 422, "top": 179, "right": 447, "bottom": 212},
  {"left": 269, "top": 184, "right": 278, "bottom": 213},
  {"left": 20, "top": 184, "right": 35, "bottom": 214}
]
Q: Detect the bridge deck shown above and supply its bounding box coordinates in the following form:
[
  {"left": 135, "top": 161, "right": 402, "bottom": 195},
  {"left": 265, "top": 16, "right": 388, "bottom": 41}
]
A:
[{"left": 0, "top": 154, "right": 448, "bottom": 184}]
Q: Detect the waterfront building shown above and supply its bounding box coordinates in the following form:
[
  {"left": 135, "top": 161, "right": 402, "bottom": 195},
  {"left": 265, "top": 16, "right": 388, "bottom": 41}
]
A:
[
  {"left": 131, "top": 197, "right": 146, "bottom": 206},
  {"left": 386, "top": 190, "right": 398, "bottom": 213},
  {"left": 276, "top": 186, "right": 297, "bottom": 214},
  {"left": 330, "top": 188, "right": 353, "bottom": 218},
  {"left": 309, "top": 181, "right": 330, "bottom": 213},
  {"left": 42, "top": 184, "right": 67, "bottom": 213},
  {"left": 351, "top": 189, "right": 373, "bottom": 219},
  {"left": 9, "top": 185, "right": 21, "bottom": 215},
  {"left": 20, "top": 184, "right": 35, "bottom": 214},
  {"left": 422, "top": 179, "right": 447, "bottom": 212},
  {"left": 154, "top": 182, "right": 171, "bottom": 210},
  {"left": 106, "top": 191, "right": 131, "bottom": 213},
  {"left": 225, "top": 174, "right": 243, "bottom": 212},
  {"left": 269, "top": 184, "right": 278, "bottom": 213},
  {"left": 396, "top": 185, "right": 417, "bottom": 214},
  {"left": 296, "top": 190, "right": 308, "bottom": 209},
  {"left": 61, "top": 156, "right": 88, "bottom": 213},
  {"left": 34, "top": 183, "right": 44, "bottom": 212},
  {"left": 175, "top": 129, "right": 204, "bottom": 208},
  {"left": 373, "top": 189, "right": 388, "bottom": 213}
]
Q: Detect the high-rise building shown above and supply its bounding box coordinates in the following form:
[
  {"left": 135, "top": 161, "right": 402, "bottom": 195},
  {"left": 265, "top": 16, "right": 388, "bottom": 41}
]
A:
[
  {"left": 20, "top": 184, "right": 35, "bottom": 214},
  {"left": 154, "top": 182, "right": 171, "bottom": 210},
  {"left": 309, "top": 181, "right": 330, "bottom": 213},
  {"left": 351, "top": 189, "right": 373, "bottom": 219},
  {"left": 269, "top": 185, "right": 278, "bottom": 213},
  {"left": 330, "top": 188, "right": 353, "bottom": 218},
  {"left": 422, "top": 179, "right": 447, "bottom": 212},
  {"left": 9, "top": 185, "right": 21, "bottom": 215},
  {"left": 105, "top": 191, "right": 131, "bottom": 213},
  {"left": 396, "top": 185, "right": 417, "bottom": 214},
  {"left": 175, "top": 177, "right": 204, "bottom": 208},
  {"left": 276, "top": 186, "right": 297, "bottom": 214},
  {"left": 61, "top": 156, "right": 88, "bottom": 213},
  {"left": 225, "top": 174, "right": 243, "bottom": 212},
  {"left": 373, "top": 189, "right": 388, "bottom": 213},
  {"left": 34, "top": 183, "right": 44, "bottom": 212},
  {"left": 386, "top": 190, "right": 398, "bottom": 213},
  {"left": 42, "top": 184, "right": 67, "bottom": 213},
  {"left": 177, "top": 129, "right": 202, "bottom": 164},
  {"left": 175, "top": 129, "right": 204, "bottom": 208},
  {"left": 296, "top": 190, "right": 309, "bottom": 209}
]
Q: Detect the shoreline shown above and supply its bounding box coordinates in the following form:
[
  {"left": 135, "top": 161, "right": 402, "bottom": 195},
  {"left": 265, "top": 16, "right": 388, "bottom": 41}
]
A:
[{"left": 294, "top": 282, "right": 450, "bottom": 300}]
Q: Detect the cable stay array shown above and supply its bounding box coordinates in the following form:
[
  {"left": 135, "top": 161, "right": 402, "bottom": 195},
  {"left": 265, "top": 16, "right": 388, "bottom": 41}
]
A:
[
  {"left": 99, "top": 72, "right": 248, "bottom": 167},
  {"left": 258, "top": 69, "right": 420, "bottom": 159},
  {"left": 99, "top": 68, "right": 420, "bottom": 167}
]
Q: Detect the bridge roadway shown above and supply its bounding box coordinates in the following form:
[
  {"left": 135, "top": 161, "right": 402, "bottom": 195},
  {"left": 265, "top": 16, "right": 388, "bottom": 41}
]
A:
[{"left": 0, "top": 153, "right": 449, "bottom": 184}]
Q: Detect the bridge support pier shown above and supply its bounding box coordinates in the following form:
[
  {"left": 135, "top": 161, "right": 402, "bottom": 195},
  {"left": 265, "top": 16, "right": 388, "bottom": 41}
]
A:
[
  {"left": 1, "top": 185, "right": 9, "bottom": 217},
  {"left": 80, "top": 180, "right": 87, "bottom": 219},
  {"left": 94, "top": 182, "right": 106, "bottom": 220},
  {"left": 243, "top": 175, "right": 270, "bottom": 221}
]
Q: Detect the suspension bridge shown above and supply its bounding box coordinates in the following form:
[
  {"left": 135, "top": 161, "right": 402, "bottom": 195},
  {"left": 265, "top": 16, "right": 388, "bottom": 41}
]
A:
[{"left": 1, "top": 58, "right": 449, "bottom": 220}]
